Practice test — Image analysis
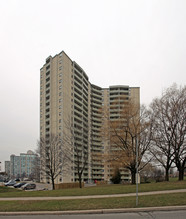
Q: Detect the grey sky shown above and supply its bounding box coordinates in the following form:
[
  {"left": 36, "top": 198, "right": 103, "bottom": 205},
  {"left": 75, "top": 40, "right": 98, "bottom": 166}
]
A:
[{"left": 0, "top": 0, "right": 186, "bottom": 171}]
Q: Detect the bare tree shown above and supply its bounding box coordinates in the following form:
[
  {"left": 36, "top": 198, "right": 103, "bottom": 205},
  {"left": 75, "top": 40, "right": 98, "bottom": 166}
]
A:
[
  {"left": 150, "top": 84, "right": 186, "bottom": 181},
  {"left": 38, "top": 134, "right": 69, "bottom": 190},
  {"left": 63, "top": 119, "right": 89, "bottom": 188},
  {"left": 166, "top": 85, "right": 186, "bottom": 180},
  {"left": 103, "top": 101, "right": 153, "bottom": 184},
  {"left": 150, "top": 97, "right": 175, "bottom": 181}
]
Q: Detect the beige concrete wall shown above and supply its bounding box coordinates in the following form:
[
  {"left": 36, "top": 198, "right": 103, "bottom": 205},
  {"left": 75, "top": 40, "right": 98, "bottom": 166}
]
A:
[
  {"left": 130, "top": 87, "right": 140, "bottom": 106},
  {"left": 60, "top": 53, "right": 73, "bottom": 183}
]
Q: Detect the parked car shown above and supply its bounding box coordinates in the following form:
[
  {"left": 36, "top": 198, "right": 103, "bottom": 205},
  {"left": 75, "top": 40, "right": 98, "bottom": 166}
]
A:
[
  {"left": 22, "top": 183, "right": 36, "bottom": 190},
  {"left": 4, "top": 180, "right": 16, "bottom": 186},
  {"left": 14, "top": 182, "right": 26, "bottom": 188}
]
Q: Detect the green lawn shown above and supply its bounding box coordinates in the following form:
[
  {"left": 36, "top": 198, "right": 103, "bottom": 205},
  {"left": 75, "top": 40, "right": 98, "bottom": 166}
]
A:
[
  {"left": 1, "top": 180, "right": 186, "bottom": 212},
  {"left": 0, "top": 192, "right": 186, "bottom": 212},
  {"left": 0, "top": 180, "right": 186, "bottom": 198}
]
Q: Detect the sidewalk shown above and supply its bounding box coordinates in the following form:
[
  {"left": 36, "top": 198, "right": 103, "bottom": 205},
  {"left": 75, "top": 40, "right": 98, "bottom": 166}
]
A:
[{"left": 0, "top": 189, "right": 186, "bottom": 201}]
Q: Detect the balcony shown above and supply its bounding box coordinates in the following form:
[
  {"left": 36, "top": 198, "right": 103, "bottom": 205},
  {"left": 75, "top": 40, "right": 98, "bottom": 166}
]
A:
[
  {"left": 74, "top": 85, "right": 82, "bottom": 96},
  {"left": 74, "top": 99, "right": 82, "bottom": 108},
  {"left": 92, "top": 170, "right": 104, "bottom": 174},
  {"left": 92, "top": 175, "right": 104, "bottom": 180},
  {"left": 74, "top": 89, "right": 82, "bottom": 99}
]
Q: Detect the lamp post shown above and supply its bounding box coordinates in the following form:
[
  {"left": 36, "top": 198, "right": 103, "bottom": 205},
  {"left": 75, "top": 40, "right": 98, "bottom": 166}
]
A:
[{"left": 136, "top": 137, "right": 138, "bottom": 206}]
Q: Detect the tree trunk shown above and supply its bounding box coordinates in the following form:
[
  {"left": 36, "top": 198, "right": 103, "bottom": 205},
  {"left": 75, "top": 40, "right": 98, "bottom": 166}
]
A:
[
  {"left": 79, "top": 174, "right": 82, "bottom": 188},
  {"left": 178, "top": 168, "right": 184, "bottom": 181},
  {"left": 131, "top": 170, "right": 136, "bottom": 184},
  {"left": 165, "top": 168, "right": 169, "bottom": 181},
  {"left": 52, "top": 177, "right": 55, "bottom": 190}
]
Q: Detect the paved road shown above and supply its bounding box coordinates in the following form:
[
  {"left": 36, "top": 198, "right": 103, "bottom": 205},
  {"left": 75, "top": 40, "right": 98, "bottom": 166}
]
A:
[
  {"left": 0, "top": 189, "right": 186, "bottom": 201},
  {"left": 1, "top": 210, "right": 186, "bottom": 219}
]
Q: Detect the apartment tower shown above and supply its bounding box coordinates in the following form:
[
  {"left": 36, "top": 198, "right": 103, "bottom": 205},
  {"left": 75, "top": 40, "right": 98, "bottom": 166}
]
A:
[{"left": 40, "top": 51, "right": 140, "bottom": 183}]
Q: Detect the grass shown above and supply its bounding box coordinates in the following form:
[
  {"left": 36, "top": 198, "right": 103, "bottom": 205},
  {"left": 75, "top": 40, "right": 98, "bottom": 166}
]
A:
[
  {"left": 0, "top": 192, "right": 186, "bottom": 212},
  {"left": 0, "top": 180, "right": 186, "bottom": 198},
  {"left": 0, "top": 180, "right": 186, "bottom": 212}
]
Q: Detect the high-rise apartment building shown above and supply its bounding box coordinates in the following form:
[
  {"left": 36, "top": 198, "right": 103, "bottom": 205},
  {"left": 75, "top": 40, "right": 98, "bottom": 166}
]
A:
[{"left": 40, "top": 51, "right": 140, "bottom": 183}]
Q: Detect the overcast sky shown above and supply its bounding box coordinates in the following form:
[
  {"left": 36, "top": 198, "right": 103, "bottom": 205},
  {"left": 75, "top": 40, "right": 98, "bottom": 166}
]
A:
[{"left": 0, "top": 0, "right": 186, "bottom": 171}]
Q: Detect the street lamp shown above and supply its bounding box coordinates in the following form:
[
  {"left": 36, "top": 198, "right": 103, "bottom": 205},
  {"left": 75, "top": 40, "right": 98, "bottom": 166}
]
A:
[{"left": 136, "top": 137, "right": 138, "bottom": 206}]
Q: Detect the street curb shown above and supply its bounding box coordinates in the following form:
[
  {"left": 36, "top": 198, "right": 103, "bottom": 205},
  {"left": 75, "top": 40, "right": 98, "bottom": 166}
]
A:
[{"left": 0, "top": 206, "right": 186, "bottom": 215}]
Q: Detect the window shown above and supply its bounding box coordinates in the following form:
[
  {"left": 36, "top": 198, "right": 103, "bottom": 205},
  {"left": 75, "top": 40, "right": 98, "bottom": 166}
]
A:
[
  {"left": 46, "top": 89, "right": 50, "bottom": 95},
  {"left": 46, "top": 71, "right": 50, "bottom": 77},
  {"left": 46, "top": 77, "right": 50, "bottom": 83},
  {"left": 59, "top": 85, "right": 62, "bottom": 90},
  {"left": 46, "top": 115, "right": 50, "bottom": 119},
  {"left": 46, "top": 58, "right": 50, "bottom": 64},
  {"left": 59, "top": 79, "right": 62, "bottom": 83},
  {"left": 59, "top": 105, "right": 62, "bottom": 109},
  {"left": 46, "top": 65, "right": 50, "bottom": 70},
  {"left": 46, "top": 83, "right": 50, "bottom": 89},
  {"left": 46, "top": 121, "right": 50, "bottom": 125}
]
